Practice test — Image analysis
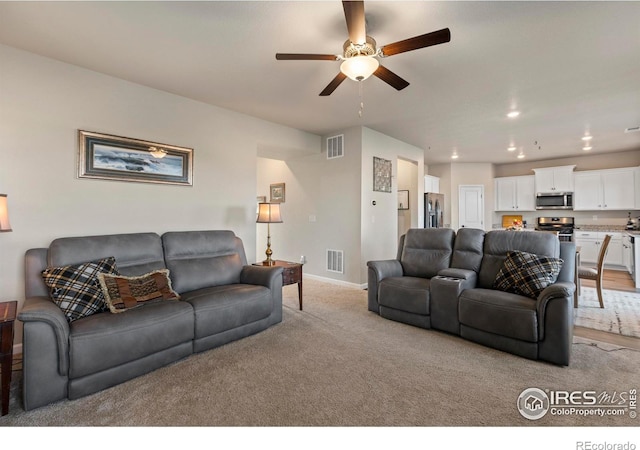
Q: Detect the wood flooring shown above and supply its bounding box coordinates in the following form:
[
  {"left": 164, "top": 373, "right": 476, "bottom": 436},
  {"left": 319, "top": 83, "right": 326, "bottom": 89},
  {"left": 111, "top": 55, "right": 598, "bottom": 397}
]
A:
[{"left": 574, "top": 268, "right": 640, "bottom": 349}]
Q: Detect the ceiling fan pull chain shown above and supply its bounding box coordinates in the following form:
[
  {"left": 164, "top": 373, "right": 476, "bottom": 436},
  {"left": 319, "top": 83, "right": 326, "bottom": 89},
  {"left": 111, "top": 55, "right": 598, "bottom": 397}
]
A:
[{"left": 358, "top": 79, "right": 364, "bottom": 117}]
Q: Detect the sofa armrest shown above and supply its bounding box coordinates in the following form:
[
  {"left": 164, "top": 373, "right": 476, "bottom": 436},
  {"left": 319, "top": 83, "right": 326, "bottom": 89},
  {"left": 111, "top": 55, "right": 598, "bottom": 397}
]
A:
[
  {"left": 18, "top": 296, "right": 70, "bottom": 376},
  {"left": 367, "top": 260, "right": 403, "bottom": 313},
  {"left": 240, "top": 265, "right": 284, "bottom": 289},
  {"left": 536, "top": 282, "right": 574, "bottom": 365},
  {"left": 367, "top": 260, "right": 403, "bottom": 281},
  {"left": 536, "top": 281, "right": 575, "bottom": 341},
  {"left": 430, "top": 272, "right": 477, "bottom": 335}
]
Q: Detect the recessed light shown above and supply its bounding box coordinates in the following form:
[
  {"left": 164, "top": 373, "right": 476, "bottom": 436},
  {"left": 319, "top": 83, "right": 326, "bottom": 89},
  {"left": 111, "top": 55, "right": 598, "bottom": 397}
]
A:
[
  {"left": 517, "top": 153, "right": 525, "bottom": 159},
  {"left": 583, "top": 145, "right": 592, "bottom": 151},
  {"left": 507, "top": 146, "right": 516, "bottom": 152},
  {"left": 507, "top": 111, "right": 520, "bottom": 118},
  {"left": 451, "top": 154, "right": 459, "bottom": 160},
  {"left": 581, "top": 135, "right": 593, "bottom": 141}
]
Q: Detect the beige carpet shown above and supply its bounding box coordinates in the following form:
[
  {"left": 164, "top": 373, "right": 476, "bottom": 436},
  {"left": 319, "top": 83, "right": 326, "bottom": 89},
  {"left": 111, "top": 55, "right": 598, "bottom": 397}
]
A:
[
  {"left": 1, "top": 279, "right": 639, "bottom": 427},
  {"left": 574, "top": 287, "right": 640, "bottom": 338}
]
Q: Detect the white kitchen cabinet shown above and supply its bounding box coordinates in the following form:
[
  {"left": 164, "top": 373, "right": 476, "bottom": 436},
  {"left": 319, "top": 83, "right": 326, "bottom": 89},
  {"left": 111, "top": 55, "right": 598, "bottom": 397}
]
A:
[
  {"left": 533, "top": 165, "right": 575, "bottom": 193},
  {"left": 424, "top": 175, "right": 440, "bottom": 194},
  {"left": 573, "top": 167, "right": 635, "bottom": 210},
  {"left": 494, "top": 175, "right": 535, "bottom": 211},
  {"left": 574, "top": 231, "right": 622, "bottom": 266},
  {"left": 622, "top": 233, "right": 633, "bottom": 274}
]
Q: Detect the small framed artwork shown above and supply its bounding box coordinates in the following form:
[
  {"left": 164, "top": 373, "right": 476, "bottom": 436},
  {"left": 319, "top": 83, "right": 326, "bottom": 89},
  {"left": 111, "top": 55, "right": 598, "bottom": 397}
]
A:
[
  {"left": 398, "top": 190, "right": 409, "bottom": 210},
  {"left": 78, "top": 130, "right": 193, "bottom": 186},
  {"left": 270, "top": 183, "right": 285, "bottom": 203},
  {"left": 373, "top": 157, "right": 392, "bottom": 192}
]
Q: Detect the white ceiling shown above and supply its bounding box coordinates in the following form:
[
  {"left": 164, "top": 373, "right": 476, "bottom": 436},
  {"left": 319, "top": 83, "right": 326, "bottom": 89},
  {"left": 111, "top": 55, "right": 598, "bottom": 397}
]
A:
[{"left": 1, "top": 1, "right": 639, "bottom": 164}]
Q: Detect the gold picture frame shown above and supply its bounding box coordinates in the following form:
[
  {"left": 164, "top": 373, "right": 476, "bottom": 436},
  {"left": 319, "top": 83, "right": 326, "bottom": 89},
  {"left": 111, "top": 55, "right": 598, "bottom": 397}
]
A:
[{"left": 270, "top": 183, "right": 285, "bottom": 203}]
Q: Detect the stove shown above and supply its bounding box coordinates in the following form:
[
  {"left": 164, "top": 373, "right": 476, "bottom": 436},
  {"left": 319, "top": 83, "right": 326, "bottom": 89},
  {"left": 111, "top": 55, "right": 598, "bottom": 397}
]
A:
[{"left": 536, "top": 217, "right": 575, "bottom": 242}]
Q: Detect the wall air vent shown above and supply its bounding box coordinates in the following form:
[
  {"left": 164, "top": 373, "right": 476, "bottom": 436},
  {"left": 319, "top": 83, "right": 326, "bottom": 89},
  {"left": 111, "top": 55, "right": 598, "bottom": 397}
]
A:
[
  {"left": 327, "top": 135, "right": 344, "bottom": 159},
  {"left": 326, "top": 249, "right": 344, "bottom": 273},
  {"left": 624, "top": 126, "right": 640, "bottom": 133}
]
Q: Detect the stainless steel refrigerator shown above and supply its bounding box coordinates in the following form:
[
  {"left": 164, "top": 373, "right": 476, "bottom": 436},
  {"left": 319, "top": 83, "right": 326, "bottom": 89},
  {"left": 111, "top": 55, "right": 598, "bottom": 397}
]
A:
[{"left": 424, "top": 193, "right": 444, "bottom": 228}]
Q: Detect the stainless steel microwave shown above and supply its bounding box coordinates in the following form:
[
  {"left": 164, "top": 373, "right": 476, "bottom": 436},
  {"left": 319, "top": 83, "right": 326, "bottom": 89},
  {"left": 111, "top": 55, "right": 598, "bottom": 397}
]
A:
[{"left": 536, "top": 192, "right": 573, "bottom": 210}]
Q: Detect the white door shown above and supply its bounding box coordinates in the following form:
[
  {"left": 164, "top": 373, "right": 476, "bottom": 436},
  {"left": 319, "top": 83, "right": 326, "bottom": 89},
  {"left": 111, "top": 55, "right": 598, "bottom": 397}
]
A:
[{"left": 459, "top": 185, "right": 484, "bottom": 229}]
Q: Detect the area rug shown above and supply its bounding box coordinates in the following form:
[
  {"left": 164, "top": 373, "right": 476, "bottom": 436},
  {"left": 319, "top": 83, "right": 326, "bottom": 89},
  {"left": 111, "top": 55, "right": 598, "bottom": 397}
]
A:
[
  {"left": 574, "top": 287, "right": 640, "bottom": 338},
  {"left": 2, "top": 279, "right": 639, "bottom": 428}
]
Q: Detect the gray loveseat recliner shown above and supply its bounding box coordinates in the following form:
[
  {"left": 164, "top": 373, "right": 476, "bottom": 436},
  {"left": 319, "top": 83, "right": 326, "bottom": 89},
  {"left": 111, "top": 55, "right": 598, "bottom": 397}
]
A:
[
  {"left": 18, "top": 230, "right": 283, "bottom": 411},
  {"left": 367, "top": 228, "right": 576, "bottom": 366}
]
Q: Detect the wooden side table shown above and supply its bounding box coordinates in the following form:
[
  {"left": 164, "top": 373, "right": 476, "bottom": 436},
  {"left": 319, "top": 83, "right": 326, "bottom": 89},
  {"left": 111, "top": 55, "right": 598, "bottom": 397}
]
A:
[
  {"left": 255, "top": 260, "right": 304, "bottom": 310},
  {"left": 1, "top": 300, "right": 17, "bottom": 416}
]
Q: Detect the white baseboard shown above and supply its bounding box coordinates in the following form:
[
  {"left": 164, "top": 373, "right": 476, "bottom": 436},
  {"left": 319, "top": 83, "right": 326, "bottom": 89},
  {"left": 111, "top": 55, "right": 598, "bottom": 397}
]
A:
[{"left": 303, "top": 273, "right": 367, "bottom": 290}]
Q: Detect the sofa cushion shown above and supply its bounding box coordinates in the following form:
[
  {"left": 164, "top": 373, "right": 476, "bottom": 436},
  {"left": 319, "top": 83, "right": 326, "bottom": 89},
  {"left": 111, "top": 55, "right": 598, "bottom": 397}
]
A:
[
  {"left": 162, "top": 231, "right": 248, "bottom": 294},
  {"left": 181, "top": 284, "right": 273, "bottom": 338},
  {"left": 48, "top": 232, "right": 166, "bottom": 277},
  {"left": 68, "top": 300, "right": 195, "bottom": 378},
  {"left": 97, "top": 269, "right": 180, "bottom": 313},
  {"left": 459, "top": 288, "right": 538, "bottom": 342},
  {"left": 478, "top": 231, "right": 560, "bottom": 289},
  {"left": 42, "top": 257, "right": 119, "bottom": 322},
  {"left": 493, "top": 250, "right": 563, "bottom": 299},
  {"left": 450, "top": 228, "right": 486, "bottom": 272},
  {"left": 400, "top": 228, "right": 455, "bottom": 278},
  {"left": 378, "top": 276, "right": 431, "bottom": 315}
]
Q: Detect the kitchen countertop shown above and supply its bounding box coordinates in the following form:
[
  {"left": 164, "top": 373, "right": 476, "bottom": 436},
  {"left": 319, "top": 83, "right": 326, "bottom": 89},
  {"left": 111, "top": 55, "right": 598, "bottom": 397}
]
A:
[{"left": 574, "top": 225, "right": 640, "bottom": 235}]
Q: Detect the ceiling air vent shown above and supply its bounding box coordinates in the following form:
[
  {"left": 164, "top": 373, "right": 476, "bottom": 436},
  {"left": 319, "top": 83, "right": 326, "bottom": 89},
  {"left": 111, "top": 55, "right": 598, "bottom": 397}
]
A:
[
  {"left": 624, "top": 126, "right": 640, "bottom": 133},
  {"left": 326, "top": 249, "right": 344, "bottom": 273},
  {"left": 327, "top": 135, "right": 344, "bottom": 159}
]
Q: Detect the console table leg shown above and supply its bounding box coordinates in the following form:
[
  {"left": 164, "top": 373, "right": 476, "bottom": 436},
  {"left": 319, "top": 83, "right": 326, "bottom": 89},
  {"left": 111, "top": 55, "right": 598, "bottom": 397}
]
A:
[{"left": 298, "top": 281, "right": 303, "bottom": 311}]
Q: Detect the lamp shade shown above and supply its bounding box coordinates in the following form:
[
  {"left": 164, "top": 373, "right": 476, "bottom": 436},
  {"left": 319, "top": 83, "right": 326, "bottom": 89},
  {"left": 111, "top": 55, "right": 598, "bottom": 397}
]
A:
[
  {"left": 340, "top": 55, "right": 380, "bottom": 81},
  {"left": 256, "top": 203, "right": 282, "bottom": 223},
  {"left": 0, "top": 194, "right": 12, "bottom": 232}
]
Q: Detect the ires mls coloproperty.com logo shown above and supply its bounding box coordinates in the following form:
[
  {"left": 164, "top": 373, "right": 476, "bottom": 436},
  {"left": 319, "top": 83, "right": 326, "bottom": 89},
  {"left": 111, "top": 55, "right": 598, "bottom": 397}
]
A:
[{"left": 517, "top": 387, "right": 638, "bottom": 420}]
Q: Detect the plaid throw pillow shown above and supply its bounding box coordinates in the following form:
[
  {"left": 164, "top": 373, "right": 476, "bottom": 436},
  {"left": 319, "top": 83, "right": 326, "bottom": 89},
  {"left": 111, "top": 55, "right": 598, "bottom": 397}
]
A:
[
  {"left": 97, "top": 269, "right": 180, "bottom": 313},
  {"left": 493, "top": 250, "right": 563, "bottom": 299},
  {"left": 42, "top": 257, "right": 119, "bottom": 322}
]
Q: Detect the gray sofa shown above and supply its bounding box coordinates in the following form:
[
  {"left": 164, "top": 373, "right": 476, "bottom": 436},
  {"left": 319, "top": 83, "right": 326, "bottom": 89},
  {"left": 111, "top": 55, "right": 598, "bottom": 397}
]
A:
[
  {"left": 367, "top": 228, "right": 576, "bottom": 366},
  {"left": 18, "top": 230, "right": 283, "bottom": 411}
]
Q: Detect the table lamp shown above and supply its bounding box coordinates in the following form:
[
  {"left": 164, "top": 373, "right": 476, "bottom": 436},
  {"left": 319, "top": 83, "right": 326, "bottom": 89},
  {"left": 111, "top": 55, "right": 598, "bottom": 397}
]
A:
[
  {"left": 256, "top": 202, "right": 282, "bottom": 266},
  {"left": 0, "top": 194, "right": 11, "bottom": 232}
]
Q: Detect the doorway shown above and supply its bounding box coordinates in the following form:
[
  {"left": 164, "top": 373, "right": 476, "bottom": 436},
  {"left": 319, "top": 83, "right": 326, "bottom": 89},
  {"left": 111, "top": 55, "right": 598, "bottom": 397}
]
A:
[
  {"left": 458, "top": 185, "right": 484, "bottom": 230},
  {"left": 397, "top": 158, "right": 418, "bottom": 241}
]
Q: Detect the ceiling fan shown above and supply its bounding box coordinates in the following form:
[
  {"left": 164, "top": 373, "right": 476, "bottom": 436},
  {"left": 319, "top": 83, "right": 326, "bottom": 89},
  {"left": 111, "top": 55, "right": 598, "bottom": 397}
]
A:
[{"left": 275, "top": 0, "right": 451, "bottom": 96}]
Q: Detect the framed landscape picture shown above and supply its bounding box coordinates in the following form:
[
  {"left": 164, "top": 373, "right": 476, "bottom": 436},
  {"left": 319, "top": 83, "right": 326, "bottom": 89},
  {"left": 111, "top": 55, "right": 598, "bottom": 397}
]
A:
[
  {"left": 78, "top": 130, "right": 193, "bottom": 186},
  {"left": 270, "top": 183, "right": 285, "bottom": 203}
]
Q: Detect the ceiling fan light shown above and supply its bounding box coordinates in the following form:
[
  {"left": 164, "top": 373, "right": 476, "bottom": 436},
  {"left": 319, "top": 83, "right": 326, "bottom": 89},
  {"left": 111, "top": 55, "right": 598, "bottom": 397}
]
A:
[{"left": 340, "top": 56, "right": 379, "bottom": 81}]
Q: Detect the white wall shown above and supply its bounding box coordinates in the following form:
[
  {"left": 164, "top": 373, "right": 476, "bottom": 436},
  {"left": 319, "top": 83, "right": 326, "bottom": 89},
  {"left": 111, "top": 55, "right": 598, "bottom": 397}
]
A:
[
  {"left": 256, "top": 127, "right": 424, "bottom": 287},
  {"left": 360, "top": 127, "right": 424, "bottom": 283},
  {"left": 397, "top": 158, "right": 418, "bottom": 240},
  {"left": 0, "top": 45, "right": 320, "bottom": 341},
  {"left": 256, "top": 126, "right": 362, "bottom": 284}
]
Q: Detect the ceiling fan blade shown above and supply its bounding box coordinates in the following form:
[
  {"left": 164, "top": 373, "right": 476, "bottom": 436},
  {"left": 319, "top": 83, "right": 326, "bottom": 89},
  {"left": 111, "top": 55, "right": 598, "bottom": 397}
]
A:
[
  {"left": 380, "top": 28, "right": 451, "bottom": 57},
  {"left": 342, "top": 1, "right": 366, "bottom": 45},
  {"left": 373, "top": 65, "right": 410, "bottom": 91},
  {"left": 319, "top": 72, "right": 348, "bottom": 96},
  {"left": 276, "top": 53, "right": 339, "bottom": 61}
]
